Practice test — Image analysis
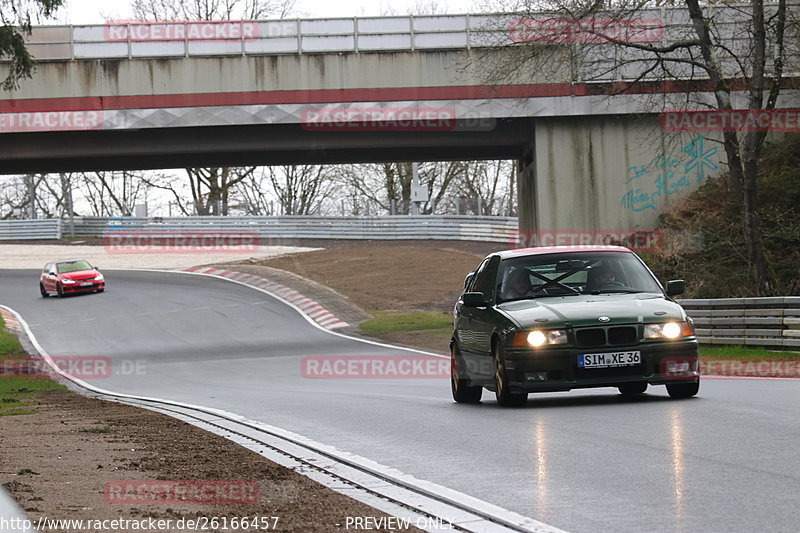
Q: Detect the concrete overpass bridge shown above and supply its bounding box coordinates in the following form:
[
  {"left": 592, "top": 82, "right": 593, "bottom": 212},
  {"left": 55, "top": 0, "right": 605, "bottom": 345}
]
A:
[{"left": 0, "top": 9, "right": 791, "bottom": 232}]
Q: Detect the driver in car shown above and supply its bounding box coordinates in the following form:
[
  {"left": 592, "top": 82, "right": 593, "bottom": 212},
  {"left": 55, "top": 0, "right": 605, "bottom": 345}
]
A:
[
  {"left": 503, "top": 268, "right": 536, "bottom": 300},
  {"left": 587, "top": 266, "right": 620, "bottom": 291}
]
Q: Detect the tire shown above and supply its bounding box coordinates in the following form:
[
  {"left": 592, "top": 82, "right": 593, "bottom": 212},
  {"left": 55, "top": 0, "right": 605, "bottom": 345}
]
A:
[
  {"left": 667, "top": 382, "right": 700, "bottom": 399},
  {"left": 96, "top": 288, "right": 105, "bottom": 293},
  {"left": 56, "top": 284, "right": 64, "bottom": 298},
  {"left": 39, "top": 283, "right": 48, "bottom": 298},
  {"left": 493, "top": 342, "right": 527, "bottom": 407},
  {"left": 618, "top": 381, "right": 648, "bottom": 396},
  {"left": 451, "top": 343, "right": 482, "bottom": 404}
]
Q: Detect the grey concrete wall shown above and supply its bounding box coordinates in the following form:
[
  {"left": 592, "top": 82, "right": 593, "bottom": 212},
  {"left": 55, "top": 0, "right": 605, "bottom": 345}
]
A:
[
  {"left": 520, "top": 114, "right": 725, "bottom": 234},
  {"left": 6, "top": 48, "right": 565, "bottom": 100}
]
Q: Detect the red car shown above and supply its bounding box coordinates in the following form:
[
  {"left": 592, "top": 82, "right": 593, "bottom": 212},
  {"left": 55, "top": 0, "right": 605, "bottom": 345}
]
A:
[{"left": 40, "top": 259, "right": 105, "bottom": 297}]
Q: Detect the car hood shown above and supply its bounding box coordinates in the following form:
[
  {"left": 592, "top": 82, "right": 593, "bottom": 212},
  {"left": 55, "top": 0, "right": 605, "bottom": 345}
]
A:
[
  {"left": 496, "top": 293, "right": 687, "bottom": 329},
  {"left": 59, "top": 269, "right": 99, "bottom": 280}
]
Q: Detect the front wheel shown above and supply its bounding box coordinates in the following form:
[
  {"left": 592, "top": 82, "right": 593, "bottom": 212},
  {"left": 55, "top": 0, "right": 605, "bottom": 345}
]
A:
[
  {"left": 96, "top": 288, "right": 105, "bottom": 293},
  {"left": 451, "top": 343, "right": 482, "bottom": 404},
  {"left": 39, "top": 283, "right": 48, "bottom": 298},
  {"left": 666, "top": 382, "right": 699, "bottom": 399},
  {"left": 493, "top": 342, "right": 527, "bottom": 407},
  {"left": 56, "top": 284, "right": 64, "bottom": 298}
]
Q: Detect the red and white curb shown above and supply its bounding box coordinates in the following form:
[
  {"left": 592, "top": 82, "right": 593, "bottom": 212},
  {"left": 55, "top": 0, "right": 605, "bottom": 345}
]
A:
[
  {"left": 0, "top": 307, "right": 21, "bottom": 332},
  {"left": 183, "top": 267, "right": 350, "bottom": 330}
]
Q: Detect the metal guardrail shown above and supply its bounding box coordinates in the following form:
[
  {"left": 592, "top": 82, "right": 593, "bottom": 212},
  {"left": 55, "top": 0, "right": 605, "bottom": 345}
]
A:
[
  {"left": 69, "top": 215, "right": 519, "bottom": 242},
  {"left": 0, "top": 219, "right": 61, "bottom": 240},
  {"left": 680, "top": 297, "right": 800, "bottom": 349}
]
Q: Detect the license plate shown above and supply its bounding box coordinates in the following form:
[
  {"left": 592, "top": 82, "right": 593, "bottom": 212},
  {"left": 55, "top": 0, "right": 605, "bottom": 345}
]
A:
[
  {"left": 79, "top": 282, "right": 93, "bottom": 286},
  {"left": 578, "top": 351, "right": 641, "bottom": 368}
]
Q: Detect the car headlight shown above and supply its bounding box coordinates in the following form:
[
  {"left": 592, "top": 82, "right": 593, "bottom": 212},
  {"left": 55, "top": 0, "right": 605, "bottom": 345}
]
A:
[
  {"left": 644, "top": 321, "right": 694, "bottom": 339},
  {"left": 94, "top": 274, "right": 104, "bottom": 281},
  {"left": 512, "top": 329, "right": 568, "bottom": 347},
  {"left": 61, "top": 279, "right": 76, "bottom": 284}
]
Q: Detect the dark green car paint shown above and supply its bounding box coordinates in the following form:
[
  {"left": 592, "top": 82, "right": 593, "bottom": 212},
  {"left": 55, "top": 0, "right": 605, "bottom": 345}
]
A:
[{"left": 451, "top": 247, "right": 700, "bottom": 403}]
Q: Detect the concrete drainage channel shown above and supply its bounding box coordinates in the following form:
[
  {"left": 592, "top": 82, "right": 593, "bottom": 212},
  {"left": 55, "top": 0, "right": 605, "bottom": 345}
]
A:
[{"left": 1, "top": 301, "right": 568, "bottom": 533}]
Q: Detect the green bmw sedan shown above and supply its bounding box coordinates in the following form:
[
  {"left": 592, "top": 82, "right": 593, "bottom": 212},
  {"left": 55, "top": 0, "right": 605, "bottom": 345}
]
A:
[{"left": 451, "top": 245, "right": 699, "bottom": 406}]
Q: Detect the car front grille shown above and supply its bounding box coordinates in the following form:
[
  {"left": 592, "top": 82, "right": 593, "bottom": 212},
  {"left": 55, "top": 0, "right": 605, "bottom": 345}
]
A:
[
  {"left": 575, "top": 326, "right": 638, "bottom": 348},
  {"left": 608, "top": 326, "right": 637, "bottom": 345},
  {"left": 576, "top": 328, "right": 606, "bottom": 347}
]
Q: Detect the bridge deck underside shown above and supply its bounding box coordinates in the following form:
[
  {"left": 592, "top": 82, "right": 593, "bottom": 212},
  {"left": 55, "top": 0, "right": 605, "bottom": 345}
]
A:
[{"left": 4, "top": 119, "right": 532, "bottom": 173}]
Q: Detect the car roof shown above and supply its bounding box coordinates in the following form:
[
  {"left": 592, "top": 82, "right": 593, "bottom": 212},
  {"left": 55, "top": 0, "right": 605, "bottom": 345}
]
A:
[{"left": 492, "top": 245, "right": 635, "bottom": 260}]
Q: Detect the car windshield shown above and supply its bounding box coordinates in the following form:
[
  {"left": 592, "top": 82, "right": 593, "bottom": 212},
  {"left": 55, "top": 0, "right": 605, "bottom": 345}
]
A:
[
  {"left": 57, "top": 260, "right": 93, "bottom": 273},
  {"left": 497, "top": 251, "right": 663, "bottom": 302}
]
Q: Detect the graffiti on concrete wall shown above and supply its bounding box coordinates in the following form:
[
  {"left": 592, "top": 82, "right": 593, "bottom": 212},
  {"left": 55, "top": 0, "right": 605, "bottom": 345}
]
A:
[{"left": 621, "top": 136, "right": 719, "bottom": 212}]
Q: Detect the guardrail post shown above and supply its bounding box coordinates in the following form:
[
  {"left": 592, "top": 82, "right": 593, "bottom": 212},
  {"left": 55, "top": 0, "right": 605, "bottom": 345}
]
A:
[{"left": 410, "top": 14, "right": 415, "bottom": 51}]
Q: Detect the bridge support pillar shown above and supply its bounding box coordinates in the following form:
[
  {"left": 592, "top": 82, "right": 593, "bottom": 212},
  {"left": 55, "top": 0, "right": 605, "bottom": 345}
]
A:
[{"left": 515, "top": 114, "right": 722, "bottom": 247}]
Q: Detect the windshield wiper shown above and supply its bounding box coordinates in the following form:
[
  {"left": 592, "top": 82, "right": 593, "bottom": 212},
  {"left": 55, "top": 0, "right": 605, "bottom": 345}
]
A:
[{"left": 589, "top": 289, "right": 644, "bottom": 294}]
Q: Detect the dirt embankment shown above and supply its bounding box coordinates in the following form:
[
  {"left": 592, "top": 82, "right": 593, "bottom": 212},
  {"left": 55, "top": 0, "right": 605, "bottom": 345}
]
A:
[
  {"left": 0, "top": 389, "right": 421, "bottom": 533},
  {"left": 252, "top": 244, "right": 496, "bottom": 313}
]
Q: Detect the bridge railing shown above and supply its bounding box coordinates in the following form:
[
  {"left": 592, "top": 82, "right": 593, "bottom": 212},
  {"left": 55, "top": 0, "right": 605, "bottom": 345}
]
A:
[
  {"left": 23, "top": 15, "right": 511, "bottom": 60},
  {"left": 17, "top": 6, "right": 767, "bottom": 82},
  {"left": 680, "top": 298, "right": 800, "bottom": 350}
]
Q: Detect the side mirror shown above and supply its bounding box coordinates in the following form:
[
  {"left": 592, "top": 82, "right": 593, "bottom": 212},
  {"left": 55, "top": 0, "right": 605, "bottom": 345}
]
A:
[
  {"left": 462, "top": 292, "right": 487, "bottom": 307},
  {"left": 665, "top": 280, "right": 685, "bottom": 297},
  {"left": 463, "top": 271, "right": 475, "bottom": 290}
]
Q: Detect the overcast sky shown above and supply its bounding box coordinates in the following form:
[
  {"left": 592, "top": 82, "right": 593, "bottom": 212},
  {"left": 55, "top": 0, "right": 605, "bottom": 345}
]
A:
[{"left": 57, "top": 0, "right": 484, "bottom": 24}]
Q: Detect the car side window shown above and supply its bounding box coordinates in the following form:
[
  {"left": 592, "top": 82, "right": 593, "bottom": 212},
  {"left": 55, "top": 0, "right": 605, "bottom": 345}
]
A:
[
  {"left": 466, "top": 259, "right": 488, "bottom": 292},
  {"left": 471, "top": 256, "right": 501, "bottom": 302}
]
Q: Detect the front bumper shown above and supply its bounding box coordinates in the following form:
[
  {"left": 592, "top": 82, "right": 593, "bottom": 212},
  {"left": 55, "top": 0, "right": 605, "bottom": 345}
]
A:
[
  {"left": 502, "top": 339, "right": 699, "bottom": 392},
  {"left": 62, "top": 281, "right": 105, "bottom": 293}
]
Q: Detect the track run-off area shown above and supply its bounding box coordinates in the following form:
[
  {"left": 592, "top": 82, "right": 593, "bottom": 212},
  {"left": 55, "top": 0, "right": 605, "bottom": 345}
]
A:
[{"left": 1, "top": 268, "right": 798, "bottom": 533}]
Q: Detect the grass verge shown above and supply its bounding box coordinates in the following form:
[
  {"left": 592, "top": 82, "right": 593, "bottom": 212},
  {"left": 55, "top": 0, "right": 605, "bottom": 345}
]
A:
[
  {"left": 357, "top": 310, "right": 452, "bottom": 335},
  {"left": 699, "top": 345, "right": 800, "bottom": 360},
  {"left": 0, "top": 316, "right": 63, "bottom": 416}
]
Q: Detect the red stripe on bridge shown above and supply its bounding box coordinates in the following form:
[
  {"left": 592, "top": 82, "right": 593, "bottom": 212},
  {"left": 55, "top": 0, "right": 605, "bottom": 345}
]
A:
[{"left": 0, "top": 79, "right": 759, "bottom": 114}]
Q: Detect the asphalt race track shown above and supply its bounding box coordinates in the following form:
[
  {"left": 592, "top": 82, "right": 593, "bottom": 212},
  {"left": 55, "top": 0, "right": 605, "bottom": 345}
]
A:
[{"left": 2, "top": 269, "right": 798, "bottom": 533}]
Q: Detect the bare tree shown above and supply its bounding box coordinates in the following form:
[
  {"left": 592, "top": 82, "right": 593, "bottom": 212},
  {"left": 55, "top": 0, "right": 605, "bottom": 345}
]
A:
[
  {"left": 77, "top": 171, "right": 150, "bottom": 216},
  {"left": 452, "top": 160, "right": 515, "bottom": 215},
  {"left": 131, "top": 0, "right": 295, "bottom": 20},
  {"left": 484, "top": 0, "right": 794, "bottom": 294},
  {"left": 232, "top": 168, "right": 274, "bottom": 215},
  {"left": 341, "top": 161, "right": 473, "bottom": 215},
  {"left": 0, "top": 0, "right": 65, "bottom": 90},
  {"left": 267, "top": 165, "right": 335, "bottom": 215}
]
